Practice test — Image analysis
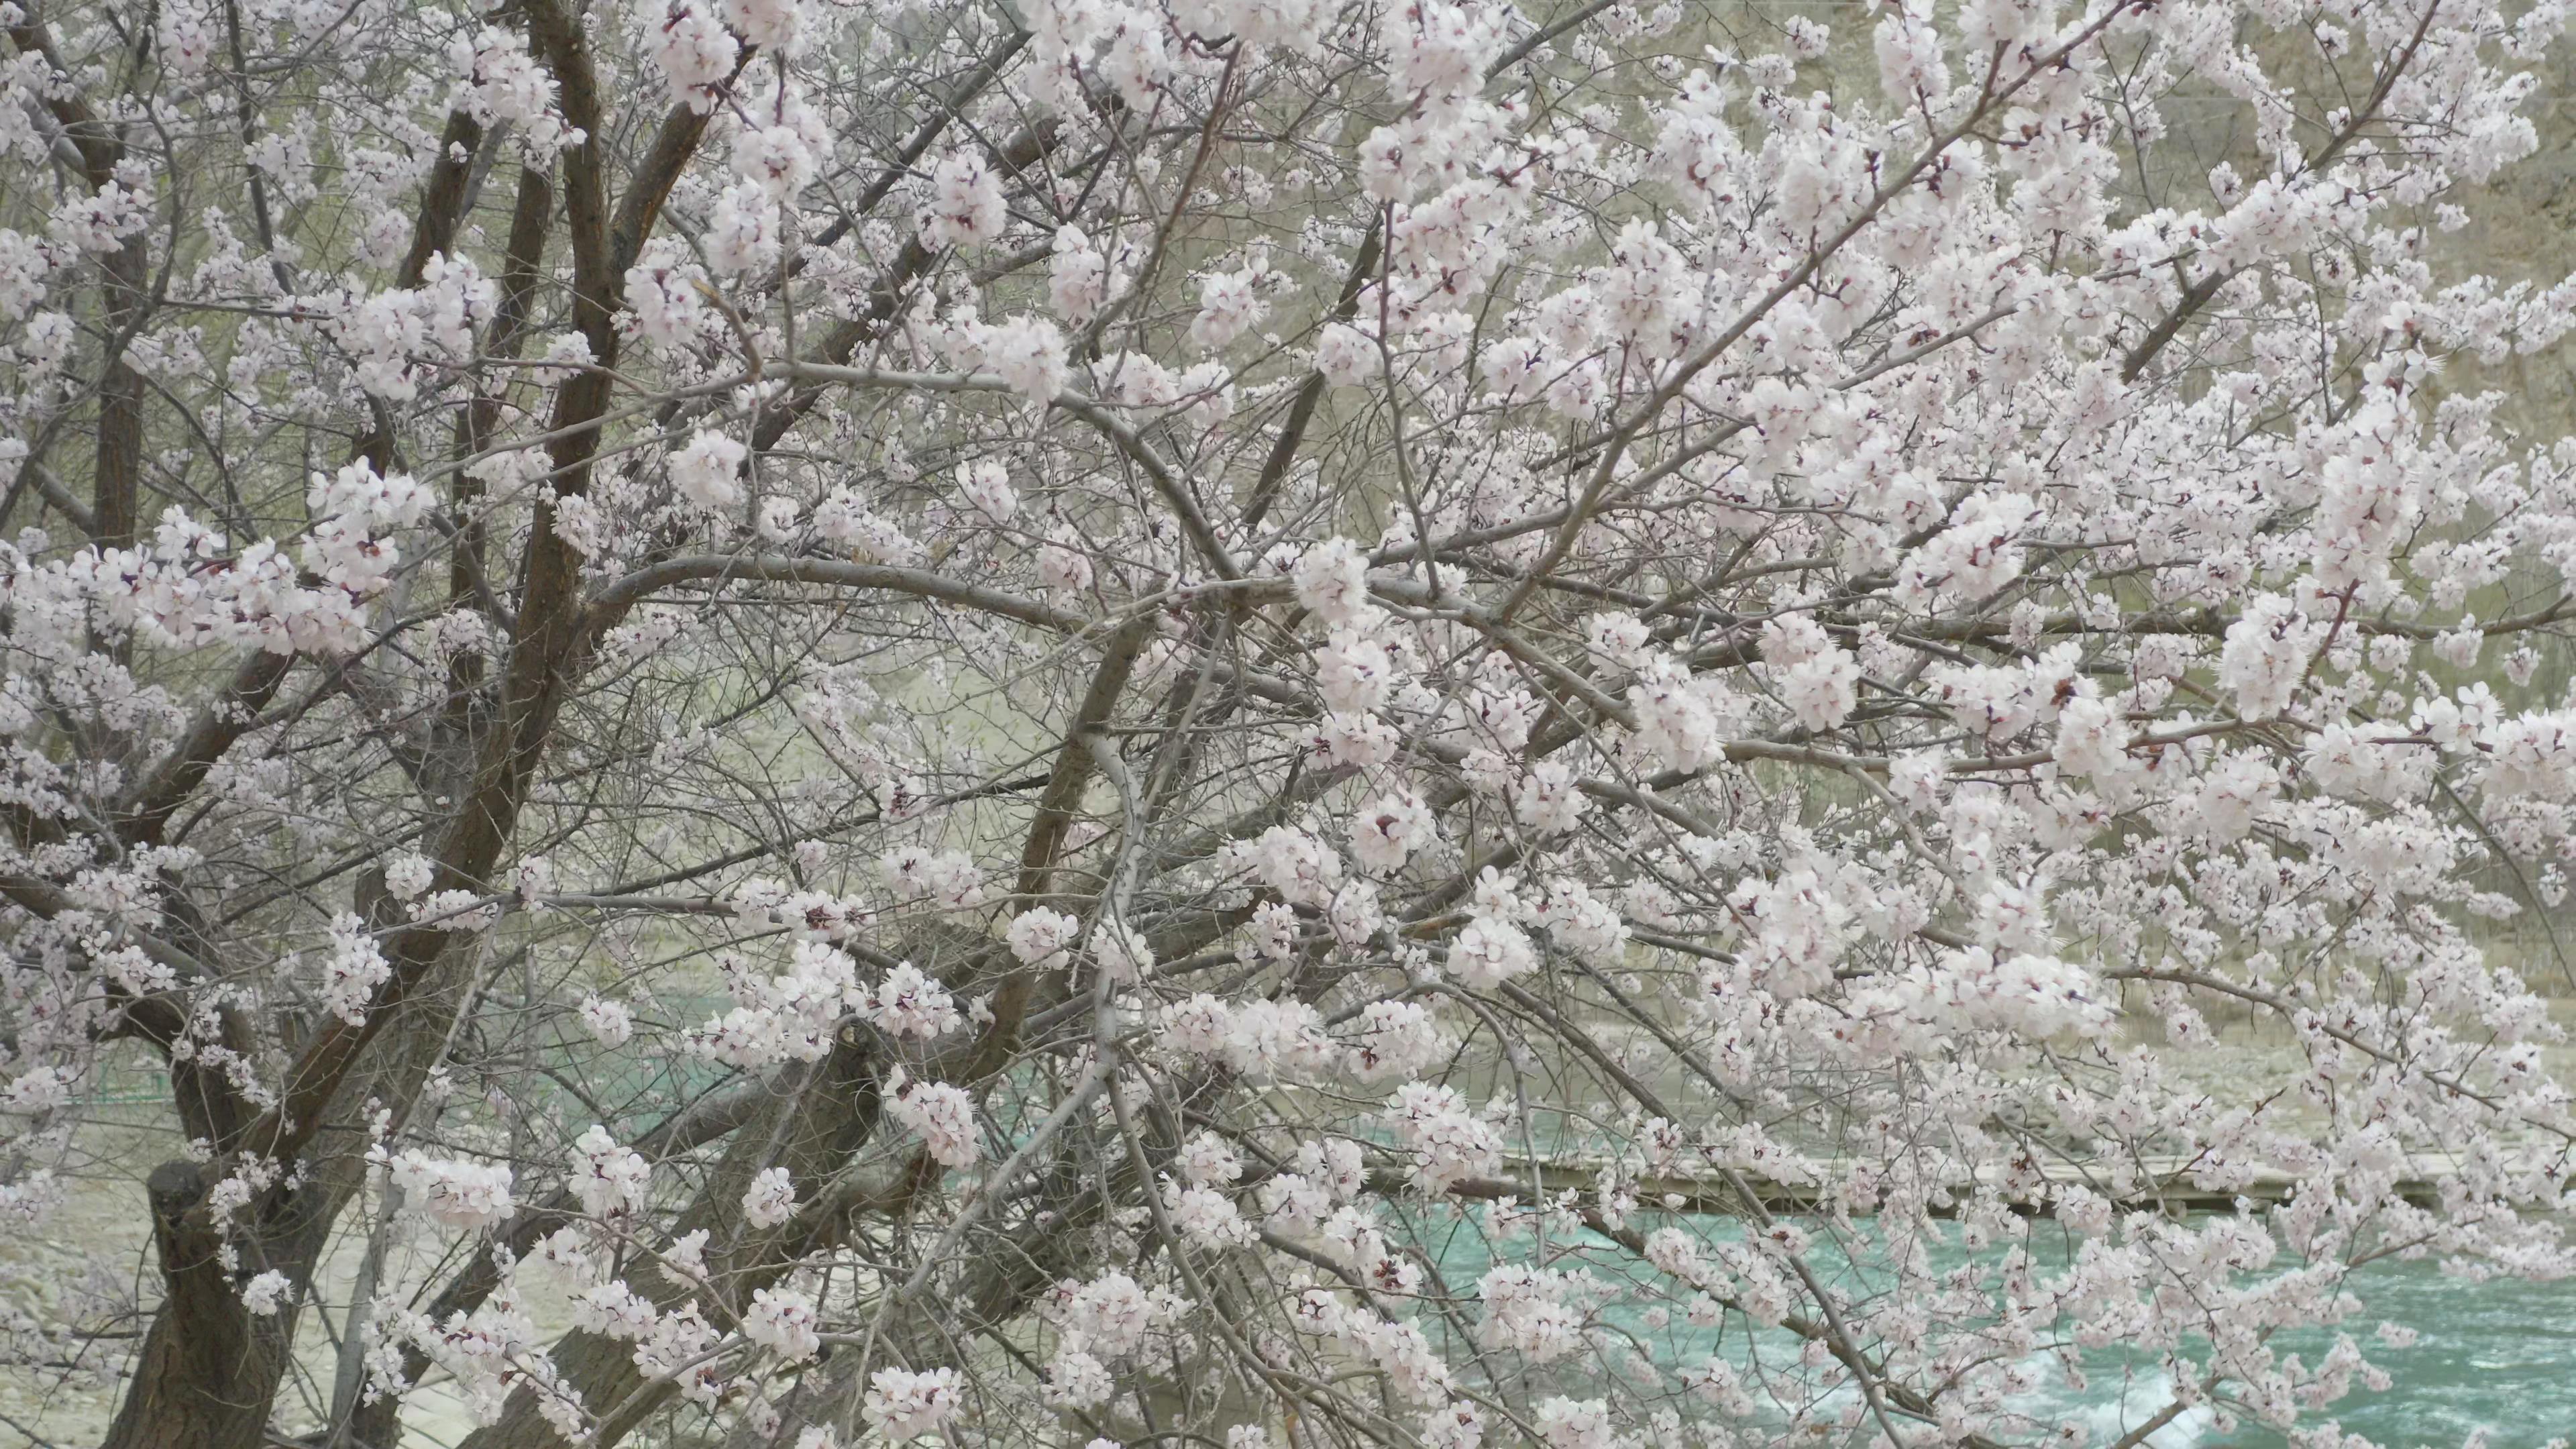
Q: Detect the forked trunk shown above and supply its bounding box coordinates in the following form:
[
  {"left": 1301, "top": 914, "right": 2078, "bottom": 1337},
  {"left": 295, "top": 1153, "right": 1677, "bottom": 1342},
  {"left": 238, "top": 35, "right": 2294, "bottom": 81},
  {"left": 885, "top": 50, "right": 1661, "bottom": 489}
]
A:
[{"left": 102, "top": 1161, "right": 299, "bottom": 1449}]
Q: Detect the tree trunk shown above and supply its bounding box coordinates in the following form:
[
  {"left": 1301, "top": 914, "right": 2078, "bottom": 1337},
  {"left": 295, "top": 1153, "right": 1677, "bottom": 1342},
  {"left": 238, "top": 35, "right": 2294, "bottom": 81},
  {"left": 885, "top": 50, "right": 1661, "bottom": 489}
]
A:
[
  {"left": 89, "top": 241, "right": 146, "bottom": 552},
  {"left": 103, "top": 1161, "right": 301, "bottom": 1449},
  {"left": 104, "top": 934, "right": 484, "bottom": 1446}
]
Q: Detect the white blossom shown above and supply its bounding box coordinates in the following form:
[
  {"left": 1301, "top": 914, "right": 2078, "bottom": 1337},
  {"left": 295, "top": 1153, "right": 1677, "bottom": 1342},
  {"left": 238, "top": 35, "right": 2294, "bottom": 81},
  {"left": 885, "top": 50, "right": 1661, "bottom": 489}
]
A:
[
  {"left": 918, "top": 150, "right": 1007, "bottom": 248},
  {"left": 744, "top": 1287, "right": 821, "bottom": 1361}
]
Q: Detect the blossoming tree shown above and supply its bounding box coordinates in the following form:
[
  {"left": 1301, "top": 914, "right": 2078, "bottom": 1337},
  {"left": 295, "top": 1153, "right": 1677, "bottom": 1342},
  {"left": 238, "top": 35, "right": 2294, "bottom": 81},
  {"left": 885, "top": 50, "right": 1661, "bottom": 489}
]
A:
[{"left": 3, "top": 0, "right": 2575, "bottom": 1444}]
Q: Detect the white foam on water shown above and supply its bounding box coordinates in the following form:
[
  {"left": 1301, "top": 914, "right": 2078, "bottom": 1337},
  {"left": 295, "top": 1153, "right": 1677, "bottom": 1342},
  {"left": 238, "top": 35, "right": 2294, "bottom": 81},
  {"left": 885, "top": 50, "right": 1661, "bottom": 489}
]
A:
[
  {"left": 2004, "top": 1354, "right": 2218, "bottom": 1448},
  {"left": 1762, "top": 1353, "right": 2214, "bottom": 1447}
]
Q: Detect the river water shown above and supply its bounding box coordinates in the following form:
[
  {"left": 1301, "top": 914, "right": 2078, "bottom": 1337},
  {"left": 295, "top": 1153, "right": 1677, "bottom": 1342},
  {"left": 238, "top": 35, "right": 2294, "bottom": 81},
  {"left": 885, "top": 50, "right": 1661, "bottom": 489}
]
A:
[
  {"left": 2023, "top": 1254, "right": 2576, "bottom": 1448},
  {"left": 2115, "top": 1256, "right": 2576, "bottom": 1448},
  {"left": 1420, "top": 1214, "right": 2576, "bottom": 1448}
]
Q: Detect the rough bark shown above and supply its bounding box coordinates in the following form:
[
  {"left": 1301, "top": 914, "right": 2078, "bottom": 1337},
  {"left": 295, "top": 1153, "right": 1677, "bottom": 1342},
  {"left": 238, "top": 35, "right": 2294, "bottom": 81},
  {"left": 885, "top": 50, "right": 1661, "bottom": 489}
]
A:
[{"left": 101, "top": 1165, "right": 301, "bottom": 1449}]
